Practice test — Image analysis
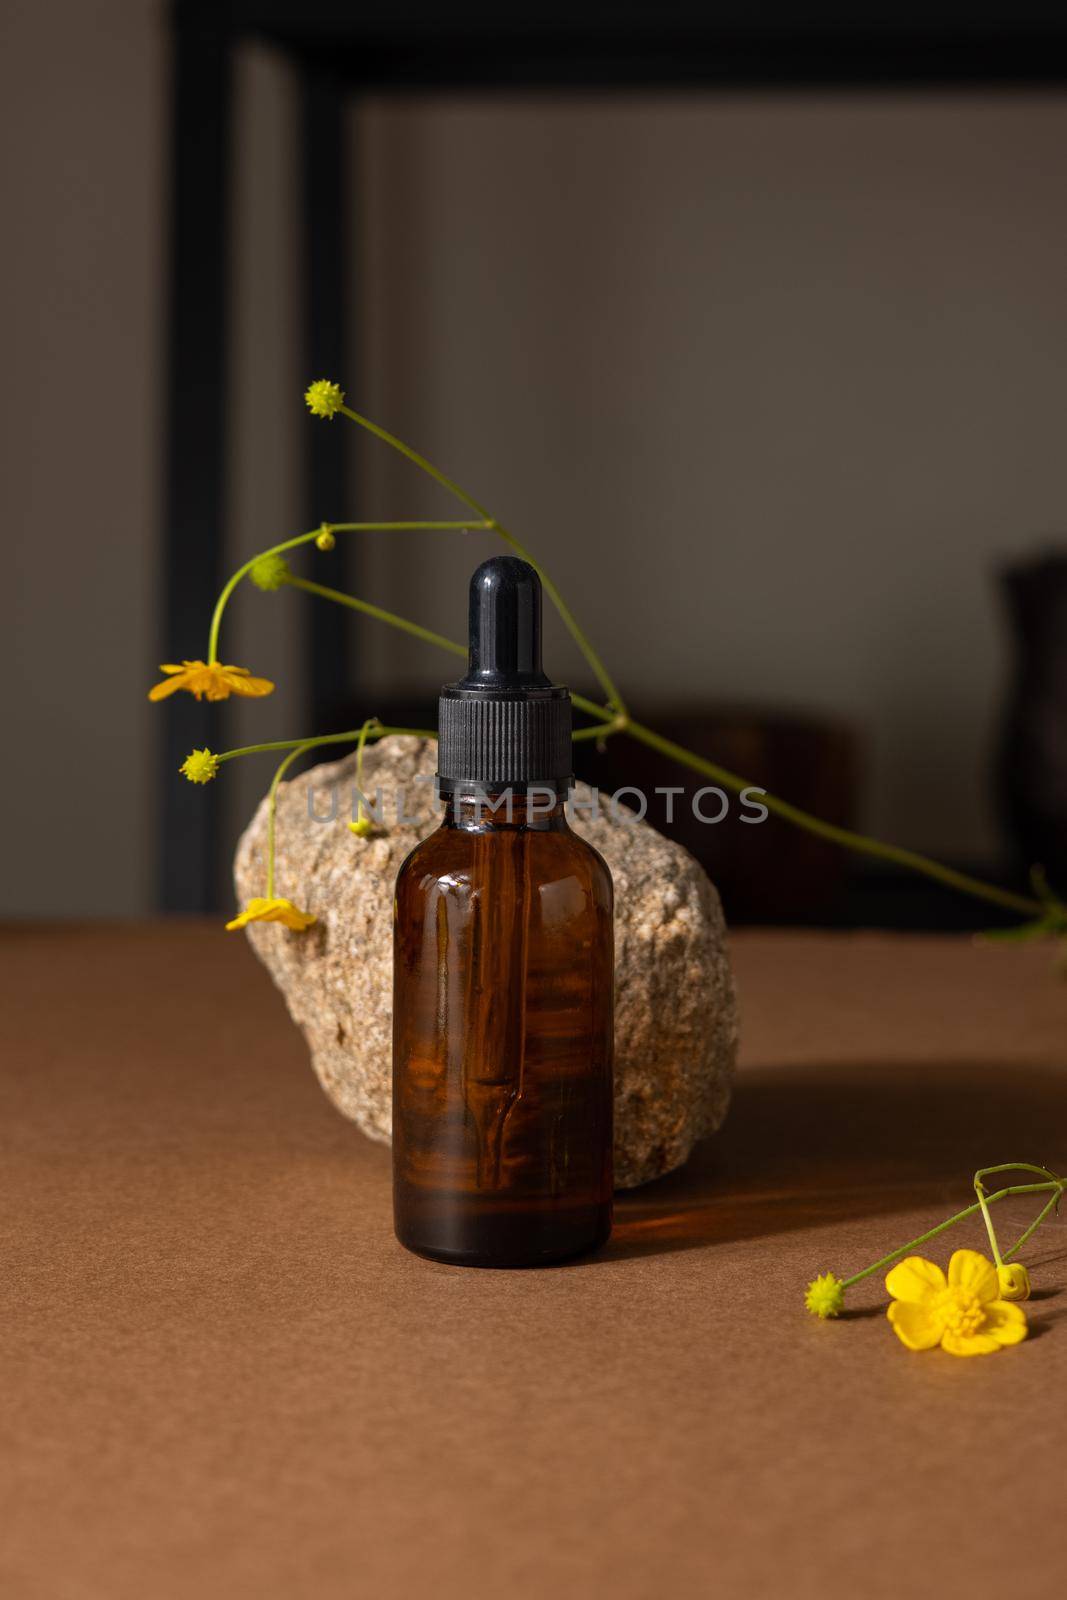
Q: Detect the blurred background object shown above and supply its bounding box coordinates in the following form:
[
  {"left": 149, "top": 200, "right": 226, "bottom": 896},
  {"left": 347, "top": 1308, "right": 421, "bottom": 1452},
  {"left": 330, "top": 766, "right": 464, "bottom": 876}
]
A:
[
  {"left": 3, "top": 1, "right": 1067, "bottom": 923},
  {"left": 573, "top": 708, "right": 859, "bottom": 927},
  {"left": 997, "top": 553, "right": 1067, "bottom": 893}
]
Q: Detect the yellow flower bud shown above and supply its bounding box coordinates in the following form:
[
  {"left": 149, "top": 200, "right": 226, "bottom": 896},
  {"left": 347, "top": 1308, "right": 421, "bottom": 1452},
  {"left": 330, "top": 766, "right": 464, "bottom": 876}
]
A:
[
  {"left": 804, "top": 1272, "right": 845, "bottom": 1320},
  {"left": 180, "top": 748, "right": 219, "bottom": 784},
  {"left": 997, "top": 1263, "right": 1031, "bottom": 1301},
  {"left": 348, "top": 817, "right": 373, "bottom": 838},
  {"left": 315, "top": 524, "right": 336, "bottom": 551},
  {"left": 304, "top": 379, "right": 345, "bottom": 419}
]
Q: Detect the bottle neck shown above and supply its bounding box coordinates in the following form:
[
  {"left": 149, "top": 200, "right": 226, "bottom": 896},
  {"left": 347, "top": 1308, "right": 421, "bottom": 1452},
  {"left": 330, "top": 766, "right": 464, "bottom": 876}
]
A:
[{"left": 442, "top": 787, "right": 571, "bottom": 833}]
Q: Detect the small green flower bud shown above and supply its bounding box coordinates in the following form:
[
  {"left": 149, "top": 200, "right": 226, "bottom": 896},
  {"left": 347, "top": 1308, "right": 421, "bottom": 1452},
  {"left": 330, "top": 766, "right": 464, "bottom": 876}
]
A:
[
  {"left": 180, "top": 748, "right": 219, "bottom": 784},
  {"left": 804, "top": 1272, "right": 845, "bottom": 1320},
  {"left": 304, "top": 379, "right": 345, "bottom": 419},
  {"left": 250, "top": 554, "right": 291, "bottom": 592}
]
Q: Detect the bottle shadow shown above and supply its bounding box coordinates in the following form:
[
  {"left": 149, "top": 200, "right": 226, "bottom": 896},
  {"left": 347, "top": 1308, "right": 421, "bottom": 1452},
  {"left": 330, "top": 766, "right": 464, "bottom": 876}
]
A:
[{"left": 599, "top": 1057, "right": 1067, "bottom": 1264}]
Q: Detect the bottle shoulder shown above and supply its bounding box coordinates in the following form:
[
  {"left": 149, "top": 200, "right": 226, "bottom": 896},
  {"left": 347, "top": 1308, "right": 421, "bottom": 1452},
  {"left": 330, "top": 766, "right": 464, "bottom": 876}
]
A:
[
  {"left": 396, "top": 821, "right": 612, "bottom": 905},
  {"left": 566, "top": 826, "right": 613, "bottom": 889}
]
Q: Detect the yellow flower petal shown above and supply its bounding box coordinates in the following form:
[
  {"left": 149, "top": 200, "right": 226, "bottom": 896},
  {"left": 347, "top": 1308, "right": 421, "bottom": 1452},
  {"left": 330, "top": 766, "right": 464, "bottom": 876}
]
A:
[
  {"left": 885, "top": 1255, "right": 947, "bottom": 1305},
  {"left": 982, "top": 1300, "right": 1028, "bottom": 1346},
  {"left": 887, "top": 1301, "right": 943, "bottom": 1350},
  {"left": 148, "top": 674, "right": 187, "bottom": 701},
  {"left": 948, "top": 1249, "right": 999, "bottom": 1304},
  {"left": 220, "top": 669, "right": 275, "bottom": 699},
  {"left": 148, "top": 660, "right": 275, "bottom": 703},
  {"left": 225, "top": 896, "right": 316, "bottom": 933},
  {"left": 940, "top": 1329, "right": 1002, "bottom": 1357}
]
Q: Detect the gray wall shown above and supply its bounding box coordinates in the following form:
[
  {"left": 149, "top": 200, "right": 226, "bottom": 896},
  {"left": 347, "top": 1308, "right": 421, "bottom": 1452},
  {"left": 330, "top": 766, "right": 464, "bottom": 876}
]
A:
[
  {"left": 355, "top": 92, "right": 1067, "bottom": 863},
  {"left": 2, "top": 0, "right": 164, "bottom": 917},
  {"left": 0, "top": 16, "right": 306, "bottom": 916},
  {"left": 3, "top": 7, "right": 1065, "bottom": 912}
]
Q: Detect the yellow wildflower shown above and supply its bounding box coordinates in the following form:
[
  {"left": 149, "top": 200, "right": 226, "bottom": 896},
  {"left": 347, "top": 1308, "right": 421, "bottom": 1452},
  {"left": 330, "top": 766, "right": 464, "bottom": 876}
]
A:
[
  {"left": 886, "top": 1249, "right": 1027, "bottom": 1356},
  {"left": 304, "top": 379, "right": 345, "bottom": 419},
  {"left": 225, "top": 897, "right": 316, "bottom": 933},
  {"left": 315, "top": 524, "right": 336, "bottom": 551},
  {"left": 180, "top": 748, "right": 219, "bottom": 784},
  {"left": 250, "top": 553, "right": 291, "bottom": 591},
  {"left": 997, "top": 1262, "right": 1031, "bottom": 1302},
  {"left": 148, "top": 660, "right": 275, "bottom": 703},
  {"left": 804, "top": 1272, "right": 845, "bottom": 1320},
  {"left": 348, "top": 817, "right": 373, "bottom": 838}
]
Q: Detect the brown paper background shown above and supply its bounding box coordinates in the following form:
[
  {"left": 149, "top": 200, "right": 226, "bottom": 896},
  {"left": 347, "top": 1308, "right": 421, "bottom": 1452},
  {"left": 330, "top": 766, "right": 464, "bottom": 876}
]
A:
[{"left": 3, "top": 923, "right": 1066, "bottom": 1598}]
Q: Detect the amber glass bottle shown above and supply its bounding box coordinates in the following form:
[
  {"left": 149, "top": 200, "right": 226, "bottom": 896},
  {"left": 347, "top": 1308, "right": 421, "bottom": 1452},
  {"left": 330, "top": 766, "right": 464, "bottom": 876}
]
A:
[{"left": 392, "top": 558, "right": 614, "bottom": 1266}]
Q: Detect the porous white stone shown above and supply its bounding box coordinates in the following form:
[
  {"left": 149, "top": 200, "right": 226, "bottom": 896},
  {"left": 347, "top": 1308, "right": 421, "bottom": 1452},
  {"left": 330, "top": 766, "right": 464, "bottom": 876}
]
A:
[{"left": 234, "top": 737, "right": 737, "bottom": 1188}]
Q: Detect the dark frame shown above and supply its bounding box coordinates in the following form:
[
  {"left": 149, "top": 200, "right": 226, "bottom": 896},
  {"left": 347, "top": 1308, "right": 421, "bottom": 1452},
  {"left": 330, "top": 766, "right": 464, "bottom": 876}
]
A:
[{"left": 161, "top": 0, "right": 1067, "bottom": 910}]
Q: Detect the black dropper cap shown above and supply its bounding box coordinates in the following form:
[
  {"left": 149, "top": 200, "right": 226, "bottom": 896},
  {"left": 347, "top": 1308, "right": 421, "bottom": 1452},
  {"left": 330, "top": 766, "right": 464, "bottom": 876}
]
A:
[{"left": 437, "top": 557, "right": 572, "bottom": 792}]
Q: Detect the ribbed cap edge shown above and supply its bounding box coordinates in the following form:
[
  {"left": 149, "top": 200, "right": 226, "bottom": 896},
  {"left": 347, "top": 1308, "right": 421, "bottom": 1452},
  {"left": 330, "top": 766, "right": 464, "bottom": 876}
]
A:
[{"left": 437, "top": 689, "right": 571, "bottom": 788}]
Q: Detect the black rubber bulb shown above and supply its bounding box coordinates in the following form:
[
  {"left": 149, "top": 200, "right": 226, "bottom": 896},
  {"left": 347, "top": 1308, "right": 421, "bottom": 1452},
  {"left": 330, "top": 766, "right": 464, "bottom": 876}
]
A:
[{"left": 458, "top": 556, "right": 553, "bottom": 691}]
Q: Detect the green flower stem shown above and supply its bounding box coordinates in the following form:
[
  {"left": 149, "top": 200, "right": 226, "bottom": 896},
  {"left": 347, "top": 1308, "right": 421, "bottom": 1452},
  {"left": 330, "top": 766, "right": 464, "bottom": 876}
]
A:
[
  {"left": 353, "top": 716, "right": 377, "bottom": 814},
  {"left": 622, "top": 718, "right": 1043, "bottom": 920},
  {"left": 571, "top": 696, "right": 616, "bottom": 725},
  {"left": 284, "top": 576, "right": 467, "bottom": 663},
  {"left": 839, "top": 1180, "right": 1061, "bottom": 1291},
  {"left": 217, "top": 725, "right": 437, "bottom": 767},
  {"left": 265, "top": 741, "right": 317, "bottom": 898},
  {"left": 974, "top": 1162, "right": 1061, "bottom": 1185},
  {"left": 974, "top": 1181, "right": 1004, "bottom": 1267},
  {"left": 212, "top": 401, "right": 1051, "bottom": 925},
  {"left": 571, "top": 714, "right": 630, "bottom": 744},
  {"left": 973, "top": 1164, "right": 1065, "bottom": 1264},
  {"left": 1003, "top": 1192, "right": 1062, "bottom": 1262},
  {"left": 289, "top": 406, "right": 1047, "bottom": 923},
  {"left": 286, "top": 574, "right": 616, "bottom": 728},
  {"left": 206, "top": 520, "right": 490, "bottom": 663},
  {"left": 337, "top": 403, "right": 626, "bottom": 715},
  {"left": 290, "top": 571, "right": 1043, "bottom": 920},
  {"left": 259, "top": 722, "right": 437, "bottom": 898}
]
